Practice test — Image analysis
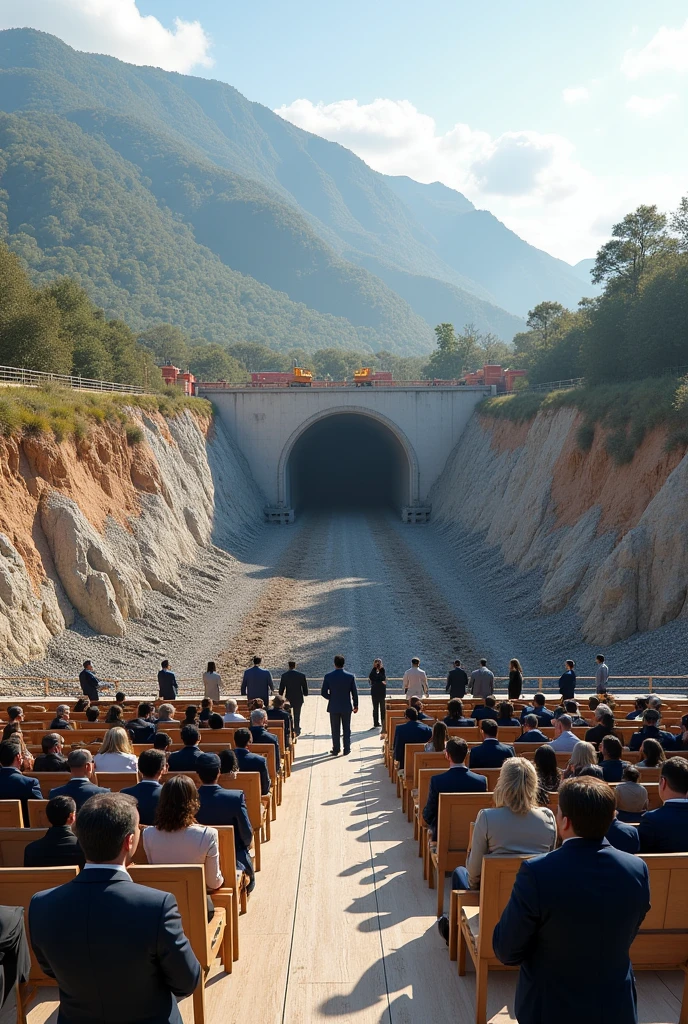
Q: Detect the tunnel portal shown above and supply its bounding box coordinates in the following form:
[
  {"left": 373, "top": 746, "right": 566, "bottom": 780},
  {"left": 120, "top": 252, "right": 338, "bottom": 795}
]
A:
[{"left": 287, "top": 413, "right": 410, "bottom": 512}]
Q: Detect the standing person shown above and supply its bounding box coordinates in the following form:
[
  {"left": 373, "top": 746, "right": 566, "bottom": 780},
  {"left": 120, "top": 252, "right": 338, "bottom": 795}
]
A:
[
  {"left": 321, "top": 655, "right": 358, "bottom": 757},
  {"left": 596, "top": 655, "right": 610, "bottom": 693},
  {"left": 470, "top": 659, "right": 495, "bottom": 699},
  {"left": 79, "top": 659, "right": 111, "bottom": 703},
  {"left": 558, "top": 660, "right": 577, "bottom": 700},
  {"left": 157, "top": 660, "right": 178, "bottom": 700},
  {"left": 203, "top": 662, "right": 222, "bottom": 701},
  {"left": 30, "top": 793, "right": 200, "bottom": 1023},
  {"left": 279, "top": 661, "right": 308, "bottom": 735},
  {"left": 368, "top": 659, "right": 387, "bottom": 730},
  {"left": 403, "top": 658, "right": 428, "bottom": 700},
  {"left": 508, "top": 659, "right": 524, "bottom": 700},
  {"left": 493, "top": 777, "right": 650, "bottom": 1024},
  {"left": 446, "top": 660, "right": 468, "bottom": 699},
  {"left": 241, "top": 656, "right": 274, "bottom": 705}
]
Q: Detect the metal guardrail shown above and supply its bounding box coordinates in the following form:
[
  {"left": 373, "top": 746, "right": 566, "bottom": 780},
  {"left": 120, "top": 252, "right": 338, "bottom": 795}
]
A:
[
  {"left": 197, "top": 380, "right": 491, "bottom": 391},
  {"left": 0, "top": 364, "right": 146, "bottom": 395}
]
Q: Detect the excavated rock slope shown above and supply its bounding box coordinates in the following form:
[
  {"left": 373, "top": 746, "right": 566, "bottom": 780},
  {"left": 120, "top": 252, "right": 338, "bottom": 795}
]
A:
[
  {"left": 431, "top": 408, "right": 688, "bottom": 645},
  {"left": 0, "top": 409, "right": 262, "bottom": 665}
]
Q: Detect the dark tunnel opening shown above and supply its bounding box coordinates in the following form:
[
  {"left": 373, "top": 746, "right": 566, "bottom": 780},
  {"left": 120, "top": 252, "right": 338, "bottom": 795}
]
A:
[{"left": 288, "top": 414, "right": 409, "bottom": 511}]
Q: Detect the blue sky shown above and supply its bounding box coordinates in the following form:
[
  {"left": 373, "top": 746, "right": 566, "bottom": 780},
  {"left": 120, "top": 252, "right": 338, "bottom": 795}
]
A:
[{"left": 2, "top": 0, "right": 687, "bottom": 261}]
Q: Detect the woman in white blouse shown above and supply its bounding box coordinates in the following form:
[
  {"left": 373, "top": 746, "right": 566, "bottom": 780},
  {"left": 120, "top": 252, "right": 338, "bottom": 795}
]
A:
[
  {"left": 203, "top": 661, "right": 222, "bottom": 702},
  {"left": 94, "top": 727, "right": 138, "bottom": 773},
  {"left": 143, "top": 775, "right": 223, "bottom": 919}
]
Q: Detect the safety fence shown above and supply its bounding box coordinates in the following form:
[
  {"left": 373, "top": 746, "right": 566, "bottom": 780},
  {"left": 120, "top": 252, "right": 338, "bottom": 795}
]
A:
[{"left": 0, "top": 364, "right": 147, "bottom": 394}]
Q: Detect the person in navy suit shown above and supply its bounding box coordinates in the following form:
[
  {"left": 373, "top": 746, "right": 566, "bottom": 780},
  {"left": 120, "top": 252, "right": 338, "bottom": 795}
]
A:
[
  {"left": 231, "top": 729, "right": 271, "bottom": 796},
  {"left": 122, "top": 750, "right": 166, "bottom": 825},
  {"left": 515, "top": 715, "right": 549, "bottom": 744},
  {"left": 638, "top": 756, "right": 688, "bottom": 853},
  {"left": 472, "top": 696, "right": 498, "bottom": 723},
  {"left": 23, "top": 796, "right": 85, "bottom": 868},
  {"left": 520, "top": 693, "right": 554, "bottom": 727},
  {"left": 49, "top": 749, "right": 110, "bottom": 810},
  {"left": 606, "top": 814, "right": 640, "bottom": 854},
  {"left": 600, "top": 735, "right": 629, "bottom": 782},
  {"left": 393, "top": 707, "right": 432, "bottom": 769},
  {"left": 168, "top": 725, "right": 205, "bottom": 771},
  {"left": 468, "top": 720, "right": 514, "bottom": 769},
  {"left": 422, "top": 739, "right": 487, "bottom": 839},
  {"left": 195, "top": 753, "right": 256, "bottom": 892},
  {"left": 0, "top": 740, "right": 42, "bottom": 825},
  {"left": 629, "top": 710, "right": 676, "bottom": 752},
  {"left": 30, "top": 793, "right": 200, "bottom": 1024},
  {"left": 126, "top": 703, "right": 157, "bottom": 745},
  {"left": 79, "top": 659, "right": 110, "bottom": 702},
  {"left": 267, "top": 695, "right": 292, "bottom": 750},
  {"left": 443, "top": 699, "right": 475, "bottom": 727},
  {"left": 557, "top": 660, "right": 577, "bottom": 700},
  {"left": 157, "top": 659, "right": 178, "bottom": 700},
  {"left": 321, "top": 655, "right": 359, "bottom": 756},
  {"left": 241, "top": 656, "right": 275, "bottom": 705},
  {"left": 493, "top": 776, "right": 650, "bottom": 1024},
  {"left": 249, "top": 709, "right": 281, "bottom": 773}
]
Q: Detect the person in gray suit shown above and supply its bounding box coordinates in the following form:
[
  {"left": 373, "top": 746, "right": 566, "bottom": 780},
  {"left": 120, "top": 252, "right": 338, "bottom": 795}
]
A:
[
  {"left": 470, "top": 659, "right": 495, "bottom": 699},
  {"left": 321, "top": 655, "right": 358, "bottom": 756}
]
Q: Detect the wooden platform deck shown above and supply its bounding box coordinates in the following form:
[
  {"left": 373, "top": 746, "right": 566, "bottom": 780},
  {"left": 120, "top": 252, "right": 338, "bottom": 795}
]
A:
[{"left": 27, "top": 696, "right": 685, "bottom": 1023}]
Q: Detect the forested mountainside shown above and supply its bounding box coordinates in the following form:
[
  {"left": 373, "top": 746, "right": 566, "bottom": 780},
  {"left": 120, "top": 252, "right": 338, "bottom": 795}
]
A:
[{"left": 0, "top": 29, "right": 592, "bottom": 354}]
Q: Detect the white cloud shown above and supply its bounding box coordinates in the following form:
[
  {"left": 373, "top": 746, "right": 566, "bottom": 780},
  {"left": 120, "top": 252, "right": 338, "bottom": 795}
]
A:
[
  {"left": 625, "top": 93, "right": 678, "bottom": 116},
  {"left": 622, "top": 19, "right": 688, "bottom": 78},
  {"left": 562, "top": 86, "right": 590, "bottom": 105},
  {"left": 0, "top": 0, "right": 213, "bottom": 73}
]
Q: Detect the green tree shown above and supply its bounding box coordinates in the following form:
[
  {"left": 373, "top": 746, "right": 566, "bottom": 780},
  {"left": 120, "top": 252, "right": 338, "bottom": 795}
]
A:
[
  {"left": 670, "top": 196, "right": 688, "bottom": 253},
  {"left": 227, "top": 343, "right": 290, "bottom": 373},
  {"left": 526, "top": 302, "right": 566, "bottom": 348},
  {"left": 137, "top": 324, "right": 191, "bottom": 368},
  {"left": 188, "top": 343, "right": 247, "bottom": 382},
  {"left": 592, "top": 205, "right": 673, "bottom": 292},
  {"left": 476, "top": 333, "right": 513, "bottom": 366},
  {"left": 311, "top": 348, "right": 367, "bottom": 380}
]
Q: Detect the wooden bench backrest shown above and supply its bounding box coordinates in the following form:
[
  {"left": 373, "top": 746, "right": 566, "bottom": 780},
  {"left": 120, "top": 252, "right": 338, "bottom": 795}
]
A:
[
  {"left": 410, "top": 747, "right": 440, "bottom": 788},
  {"left": 0, "top": 828, "right": 47, "bottom": 866},
  {"left": 631, "top": 854, "right": 688, "bottom": 968},
  {"left": 0, "top": 866, "right": 79, "bottom": 980},
  {"left": 417, "top": 768, "right": 454, "bottom": 814},
  {"left": 221, "top": 721, "right": 286, "bottom": 756},
  {"left": 436, "top": 793, "right": 494, "bottom": 869},
  {"left": 27, "top": 801, "right": 50, "bottom": 828},
  {"left": 127, "top": 864, "right": 214, "bottom": 967},
  {"left": 165, "top": 771, "right": 262, "bottom": 831},
  {"left": 250, "top": 744, "right": 277, "bottom": 785},
  {"left": 477, "top": 856, "right": 534, "bottom": 962},
  {"left": 0, "top": 800, "right": 23, "bottom": 827},
  {"left": 92, "top": 771, "right": 140, "bottom": 792}
]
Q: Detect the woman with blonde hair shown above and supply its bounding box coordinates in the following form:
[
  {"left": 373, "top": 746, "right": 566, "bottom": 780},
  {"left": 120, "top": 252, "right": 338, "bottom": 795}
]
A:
[
  {"left": 425, "top": 721, "right": 447, "bottom": 752},
  {"left": 452, "top": 757, "right": 557, "bottom": 891},
  {"left": 94, "top": 726, "right": 138, "bottom": 773},
  {"left": 508, "top": 659, "right": 523, "bottom": 700},
  {"left": 563, "top": 741, "right": 598, "bottom": 778}
]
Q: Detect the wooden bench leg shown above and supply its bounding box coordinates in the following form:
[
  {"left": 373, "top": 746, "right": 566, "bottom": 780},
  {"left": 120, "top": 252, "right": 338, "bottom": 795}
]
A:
[
  {"left": 254, "top": 835, "right": 261, "bottom": 872},
  {"left": 458, "top": 923, "right": 467, "bottom": 976},
  {"left": 427, "top": 853, "right": 435, "bottom": 889},
  {"left": 680, "top": 967, "right": 688, "bottom": 1024},
  {"left": 475, "top": 961, "right": 488, "bottom": 1024},
  {"left": 436, "top": 872, "right": 444, "bottom": 918},
  {"left": 449, "top": 890, "right": 458, "bottom": 961},
  {"left": 192, "top": 975, "right": 206, "bottom": 1024}
]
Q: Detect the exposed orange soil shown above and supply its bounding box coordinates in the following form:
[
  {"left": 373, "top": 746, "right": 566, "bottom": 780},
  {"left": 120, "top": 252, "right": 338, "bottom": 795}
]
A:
[{"left": 480, "top": 415, "right": 531, "bottom": 452}]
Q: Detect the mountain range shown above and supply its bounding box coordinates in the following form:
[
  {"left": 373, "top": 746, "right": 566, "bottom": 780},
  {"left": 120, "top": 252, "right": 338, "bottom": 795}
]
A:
[{"left": 0, "top": 29, "right": 595, "bottom": 355}]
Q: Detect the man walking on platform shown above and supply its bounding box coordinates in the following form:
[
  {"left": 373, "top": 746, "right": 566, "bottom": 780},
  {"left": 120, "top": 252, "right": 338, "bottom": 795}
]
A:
[
  {"left": 321, "top": 655, "right": 358, "bottom": 756},
  {"left": 157, "top": 660, "right": 178, "bottom": 700},
  {"left": 403, "top": 658, "right": 428, "bottom": 700},
  {"left": 242, "top": 656, "right": 275, "bottom": 705},
  {"left": 446, "top": 660, "right": 468, "bottom": 699},
  {"left": 470, "top": 659, "right": 495, "bottom": 699},
  {"left": 279, "top": 661, "right": 308, "bottom": 735}
]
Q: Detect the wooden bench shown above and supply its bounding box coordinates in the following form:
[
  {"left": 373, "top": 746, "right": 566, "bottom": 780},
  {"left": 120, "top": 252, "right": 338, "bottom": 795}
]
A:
[
  {"left": 24, "top": 770, "right": 138, "bottom": 798},
  {"left": 416, "top": 767, "right": 453, "bottom": 877},
  {"left": 27, "top": 802, "right": 50, "bottom": 828},
  {"left": 428, "top": 792, "right": 494, "bottom": 916},
  {"left": 128, "top": 864, "right": 226, "bottom": 1024},
  {"left": 0, "top": 866, "right": 79, "bottom": 987},
  {"left": 632, "top": 852, "right": 688, "bottom": 1021},
  {"left": 0, "top": 800, "right": 23, "bottom": 827},
  {"left": 0, "top": 827, "right": 47, "bottom": 865}
]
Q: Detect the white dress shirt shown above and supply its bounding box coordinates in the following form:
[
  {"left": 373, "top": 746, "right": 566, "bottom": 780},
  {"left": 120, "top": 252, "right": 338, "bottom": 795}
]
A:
[{"left": 94, "top": 751, "right": 138, "bottom": 773}]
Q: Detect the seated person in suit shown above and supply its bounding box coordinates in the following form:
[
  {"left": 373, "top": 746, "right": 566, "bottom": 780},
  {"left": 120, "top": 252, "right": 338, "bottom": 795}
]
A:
[
  {"left": 492, "top": 776, "right": 650, "bottom": 1024},
  {"left": 615, "top": 764, "right": 649, "bottom": 822},
  {"left": 207, "top": 713, "right": 225, "bottom": 731},
  {"left": 468, "top": 719, "right": 515, "bottom": 769},
  {"left": 0, "top": 904, "right": 31, "bottom": 1013},
  {"left": 626, "top": 697, "right": 649, "bottom": 721},
  {"left": 0, "top": 739, "right": 42, "bottom": 824},
  {"left": 49, "top": 705, "right": 75, "bottom": 731},
  {"left": 515, "top": 714, "right": 549, "bottom": 745},
  {"left": 605, "top": 813, "right": 640, "bottom": 854},
  {"left": 549, "top": 715, "right": 581, "bottom": 752},
  {"left": 564, "top": 700, "right": 588, "bottom": 727},
  {"left": 167, "top": 725, "right": 205, "bottom": 771},
  {"left": 584, "top": 706, "right": 618, "bottom": 747},
  {"left": 125, "top": 703, "right": 156, "bottom": 745},
  {"left": 143, "top": 775, "right": 223, "bottom": 921},
  {"left": 629, "top": 709, "right": 675, "bottom": 752},
  {"left": 472, "top": 695, "right": 498, "bottom": 723},
  {"left": 232, "top": 728, "right": 271, "bottom": 796},
  {"left": 638, "top": 756, "right": 688, "bottom": 853},
  {"left": 49, "top": 749, "right": 110, "bottom": 810},
  {"left": 223, "top": 699, "right": 246, "bottom": 723},
  {"left": 495, "top": 701, "right": 520, "bottom": 728},
  {"left": 24, "top": 795, "right": 85, "bottom": 867},
  {"left": 121, "top": 749, "right": 167, "bottom": 825},
  {"left": 443, "top": 699, "right": 475, "bottom": 727},
  {"left": 33, "top": 732, "right": 69, "bottom": 773},
  {"left": 195, "top": 752, "right": 255, "bottom": 893},
  {"left": 600, "top": 735, "right": 629, "bottom": 782},
  {"left": 392, "top": 707, "right": 432, "bottom": 772},
  {"left": 636, "top": 737, "right": 666, "bottom": 768},
  {"left": 153, "top": 732, "right": 172, "bottom": 753},
  {"left": 267, "top": 695, "right": 292, "bottom": 749},
  {"left": 85, "top": 706, "right": 100, "bottom": 723},
  {"left": 249, "top": 709, "right": 281, "bottom": 774},
  {"left": 409, "top": 697, "right": 430, "bottom": 721},
  {"left": 520, "top": 693, "right": 554, "bottom": 727},
  {"left": 199, "top": 698, "right": 213, "bottom": 725},
  {"left": 422, "top": 738, "right": 487, "bottom": 840},
  {"left": 452, "top": 758, "right": 556, "bottom": 891}
]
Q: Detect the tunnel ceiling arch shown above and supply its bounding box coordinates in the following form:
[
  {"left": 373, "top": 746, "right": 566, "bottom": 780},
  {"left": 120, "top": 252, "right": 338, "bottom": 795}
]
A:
[{"left": 278, "top": 408, "right": 419, "bottom": 510}]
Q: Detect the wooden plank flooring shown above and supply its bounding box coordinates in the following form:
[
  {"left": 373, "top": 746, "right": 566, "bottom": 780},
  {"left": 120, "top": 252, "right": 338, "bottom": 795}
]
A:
[{"left": 27, "top": 695, "right": 683, "bottom": 1023}]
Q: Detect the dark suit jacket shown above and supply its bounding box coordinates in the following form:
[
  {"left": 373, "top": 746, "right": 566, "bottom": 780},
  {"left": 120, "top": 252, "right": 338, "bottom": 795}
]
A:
[
  {"left": 606, "top": 818, "right": 640, "bottom": 854},
  {"left": 279, "top": 670, "right": 308, "bottom": 705},
  {"left": 585, "top": 724, "right": 616, "bottom": 747},
  {"left": 121, "top": 780, "right": 163, "bottom": 826},
  {"left": 629, "top": 726, "right": 675, "bottom": 752},
  {"left": 49, "top": 777, "right": 110, "bottom": 811},
  {"left": 167, "top": 746, "right": 204, "bottom": 772},
  {"left": 445, "top": 667, "right": 468, "bottom": 698},
  {"left": 29, "top": 868, "right": 200, "bottom": 1024},
  {"left": 422, "top": 765, "right": 487, "bottom": 836},
  {"left": 233, "top": 747, "right": 270, "bottom": 795},
  {"left": 443, "top": 716, "right": 475, "bottom": 727},
  {"left": 196, "top": 785, "right": 253, "bottom": 853},
  {"left": 266, "top": 708, "right": 291, "bottom": 749},
  {"left": 638, "top": 801, "right": 688, "bottom": 853},
  {"left": 241, "top": 666, "right": 274, "bottom": 704},
  {"left": 472, "top": 705, "right": 497, "bottom": 722},
  {"left": 0, "top": 906, "right": 31, "bottom": 1009},
  {"left": 33, "top": 753, "right": 69, "bottom": 773},
  {"left": 79, "top": 669, "right": 101, "bottom": 702},
  {"left": 0, "top": 767, "right": 42, "bottom": 825},
  {"left": 24, "top": 826, "right": 85, "bottom": 868},
  {"left": 520, "top": 706, "right": 554, "bottom": 726},
  {"left": 515, "top": 730, "right": 549, "bottom": 744},
  {"left": 558, "top": 670, "right": 577, "bottom": 700},
  {"left": 321, "top": 669, "right": 358, "bottom": 714},
  {"left": 393, "top": 720, "right": 432, "bottom": 768},
  {"left": 49, "top": 718, "right": 75, "bottom": 731},
  {"left": 126, "top": 718, "right": 157, "bottom": 744},
  {"left": 493, "top": 839, "right": 650, "bottom": 1024},
  {"left": 157, "top": 670, "right": 178, "bottom": 700},
  {"left": 249, "top": 727, "right": 280, "bottom": 773},
  {"left": 601, "top": 759, "right": 628, "bottom": 782},
  {"left": 468, "top": 739, "right": 514, "bottom": 770}
]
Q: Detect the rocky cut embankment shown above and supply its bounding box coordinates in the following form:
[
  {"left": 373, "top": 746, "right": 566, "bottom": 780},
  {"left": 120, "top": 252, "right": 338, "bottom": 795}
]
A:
[
  {"left": 430, "top": 407, "right": 688, "bottom": 645},
  {"left": 0, "top": 408, "right": 263, "bottom": 665}
]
